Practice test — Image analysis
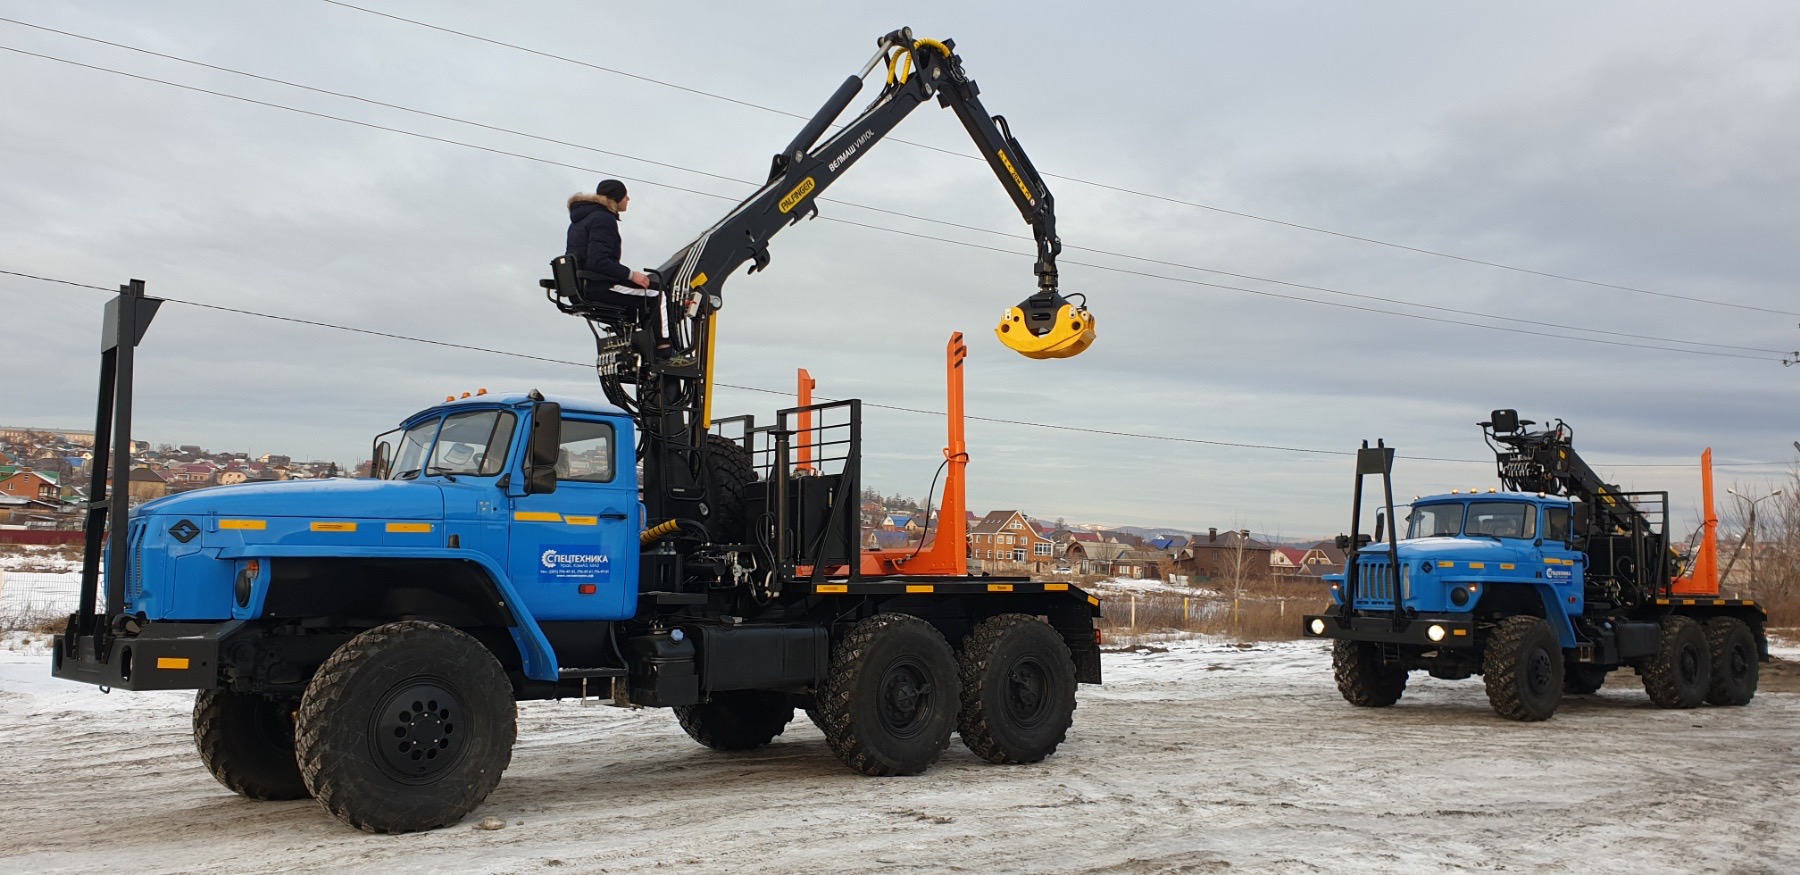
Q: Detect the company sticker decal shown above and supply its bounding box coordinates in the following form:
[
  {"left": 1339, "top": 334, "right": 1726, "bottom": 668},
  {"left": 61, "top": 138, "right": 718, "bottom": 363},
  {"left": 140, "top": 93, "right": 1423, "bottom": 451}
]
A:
[{"left": 539, "top": 544, "right": 611, "bottom": 582}]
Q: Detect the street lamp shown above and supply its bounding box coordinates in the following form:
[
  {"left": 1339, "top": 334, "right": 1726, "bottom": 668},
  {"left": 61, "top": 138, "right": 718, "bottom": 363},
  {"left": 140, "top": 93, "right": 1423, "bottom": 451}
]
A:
[{"left": 1726, "top": 487, "right": 1783, "bottom": 598}]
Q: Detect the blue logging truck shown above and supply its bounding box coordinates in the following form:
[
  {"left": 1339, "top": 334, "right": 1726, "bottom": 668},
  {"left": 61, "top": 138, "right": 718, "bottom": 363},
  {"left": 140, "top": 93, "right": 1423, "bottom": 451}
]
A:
[
  {"left": 51, "top": 29, "right": 1103, "bottom": 833},
  {"left": 1303, "top": 410, "right": 1765, "bottom": 721}
]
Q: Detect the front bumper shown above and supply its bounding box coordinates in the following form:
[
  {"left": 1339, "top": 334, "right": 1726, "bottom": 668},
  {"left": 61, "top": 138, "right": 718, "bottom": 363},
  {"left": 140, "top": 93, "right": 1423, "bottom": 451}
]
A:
[
  {"left": 1302, "top": 612, "right": 1475, "bottom": 648},
  {"left": 52, "top": 621, "right": 242, "bottom": 691}
]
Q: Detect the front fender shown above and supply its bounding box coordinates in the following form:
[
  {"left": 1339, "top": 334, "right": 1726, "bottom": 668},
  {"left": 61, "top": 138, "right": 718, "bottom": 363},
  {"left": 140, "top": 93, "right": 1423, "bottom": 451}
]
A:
[
  {"left": 1472, "top": 581, "right": 1578, "bottom": 648},
  {"left": 219, "top": 545, "right": 558, "bottom": 682}
]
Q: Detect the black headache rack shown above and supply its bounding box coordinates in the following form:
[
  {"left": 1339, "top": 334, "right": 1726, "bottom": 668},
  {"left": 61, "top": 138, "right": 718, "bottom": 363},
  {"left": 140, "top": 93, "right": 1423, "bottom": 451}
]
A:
[
  {"left": 711, "top": 401, "right": 1102, "bottom": 609},
  {"left": 715, "top": 399, "right": 868, "bottom": 590}
]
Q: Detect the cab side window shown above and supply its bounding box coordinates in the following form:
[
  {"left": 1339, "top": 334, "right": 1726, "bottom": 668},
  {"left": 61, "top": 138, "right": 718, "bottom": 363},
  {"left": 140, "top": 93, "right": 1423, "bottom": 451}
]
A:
[
  {"left": 1544, "top": 506, "right": 1571, "bottom": 543},
  {"left": 558, "top": 418, "right": 615, "bottom": 483}
]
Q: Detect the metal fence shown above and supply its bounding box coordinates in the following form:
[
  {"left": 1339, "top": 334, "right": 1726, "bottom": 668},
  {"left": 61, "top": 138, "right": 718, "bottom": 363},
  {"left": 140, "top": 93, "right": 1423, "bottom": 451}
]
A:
[{"left": 0, "top": 570, "right": 83, "bottom": 626}]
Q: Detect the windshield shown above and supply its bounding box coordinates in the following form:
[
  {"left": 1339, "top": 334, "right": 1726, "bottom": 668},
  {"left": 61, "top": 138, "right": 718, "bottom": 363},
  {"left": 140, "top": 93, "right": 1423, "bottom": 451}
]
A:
[
  {"left": 1406, "top": 504, "right": 1463, "bottom": 539},
  {"left": 427, "top": 410, "right": 517, "bottom": 477},
  {"left": 387, "top": 419, "right": 440, "bottom": 480},
  {"left": 384, "top": 409, "right": 517, "bottom": 480},
  {"left": 1466, "top": 501, "right": 1536, "bottom": 539}
]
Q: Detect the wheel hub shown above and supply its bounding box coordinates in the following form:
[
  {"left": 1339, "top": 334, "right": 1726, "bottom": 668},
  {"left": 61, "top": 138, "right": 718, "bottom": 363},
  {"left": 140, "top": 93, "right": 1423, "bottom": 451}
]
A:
[
  {"left": 878, "top": 659, "right": 933, "bottom": 739},
  {"left": 372, "top": 682, "right": 465, "bottom": 783},
  {"left": 1679, "top": 647, "right": 1701, "bottom": 684},
  {"left": 1004, "top": 657, "right": 1051, "bottom": 728},
  {"left": 1526, "top": 649, "right": 1553, "bottom": 695}
]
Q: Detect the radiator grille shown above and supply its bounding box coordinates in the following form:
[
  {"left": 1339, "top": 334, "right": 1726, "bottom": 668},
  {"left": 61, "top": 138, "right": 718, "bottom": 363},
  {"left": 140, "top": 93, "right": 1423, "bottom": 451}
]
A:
[
  {"left": 1352, "top": 556, "right": 1397, "bottom": 607},
  {"left": 124, "top": 519, "right": 147, "bottom": 608}
]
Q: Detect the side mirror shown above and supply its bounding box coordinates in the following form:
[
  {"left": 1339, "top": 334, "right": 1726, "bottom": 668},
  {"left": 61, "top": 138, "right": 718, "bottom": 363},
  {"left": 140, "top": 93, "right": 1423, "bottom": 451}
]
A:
[
  {"left": 524, "top": 403, "right": 562, "bottom": 494},
  {"left": 1570, "top": 503, "right": 1590, "bottom": 543},
  {"left": 371, "top": 441, "right": 392, "bottom": 480},
  {"left": 1374, "top": 511, "right": 1386, "bottom": 543}
]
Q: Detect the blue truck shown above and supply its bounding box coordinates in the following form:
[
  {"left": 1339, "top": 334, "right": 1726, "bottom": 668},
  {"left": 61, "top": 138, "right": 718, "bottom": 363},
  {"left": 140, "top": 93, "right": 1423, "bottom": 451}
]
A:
[
  {"left": 52, "top": 30, "right": 1103, "bottom": 833},
  {"left": 1303, "top": 410, "right": 1766, "bottom": 721}
]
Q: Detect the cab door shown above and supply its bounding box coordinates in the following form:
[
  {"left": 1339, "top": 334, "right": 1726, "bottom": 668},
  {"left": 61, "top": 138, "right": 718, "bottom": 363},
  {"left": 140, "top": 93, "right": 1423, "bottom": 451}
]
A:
[
  {"left": 508, "top": 412, "right": 638, "bottom": 620},
  {"left": 1539, "top": 503, "right": 1584, "bottom": 613}
]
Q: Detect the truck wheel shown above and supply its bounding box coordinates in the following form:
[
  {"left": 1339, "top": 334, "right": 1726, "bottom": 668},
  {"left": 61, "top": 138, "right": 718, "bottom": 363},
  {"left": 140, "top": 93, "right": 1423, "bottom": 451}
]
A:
[
  {"left": 1703, "top": 617, "right": 1758, "bottom": 706},
  {"left": 193, "top": 689, "right": 309, "bottom": 800},
  {"left": 702, "top": 434, "right": 754, "bottom": 544},
  {"left": 674, "top": 690, "right": 794, "bottom": 751},
  {"left": 957, "top": 614, "right": 1078, "bottom": 765},
  {"left": 817, "top": 613, "right": 960, "bottom": 776},
  {"left": 1642, "top": 615, "right": 1710, "bottom": 709},
  {"left": 1331, "top": 640, "right": 1406, "bottom": 707},
  {"left": 295, "top": 621, "right": 516, "bottom": 833},
  {"left": 1563, "top": 664, "right": 1609, "bottom": 695},
  {"left": 1482, "top": 616, "right": 1563, "bottom": 721}
]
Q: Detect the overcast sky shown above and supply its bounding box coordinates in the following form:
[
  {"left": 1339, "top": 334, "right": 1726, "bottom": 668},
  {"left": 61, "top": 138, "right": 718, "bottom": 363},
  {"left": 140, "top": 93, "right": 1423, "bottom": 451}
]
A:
[{"left": 3, "top": 1, "right": 1796, "bottom": 538}]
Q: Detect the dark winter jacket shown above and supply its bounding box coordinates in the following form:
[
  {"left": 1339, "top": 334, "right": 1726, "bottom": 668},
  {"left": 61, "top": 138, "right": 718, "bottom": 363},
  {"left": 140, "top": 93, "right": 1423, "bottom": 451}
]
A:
[{"left": 565, "top": 193, "right": 633, "bottom": 286}]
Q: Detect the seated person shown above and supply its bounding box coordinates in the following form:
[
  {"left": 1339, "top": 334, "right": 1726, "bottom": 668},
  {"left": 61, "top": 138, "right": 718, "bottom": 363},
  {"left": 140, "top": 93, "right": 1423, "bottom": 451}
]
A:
[{"left": 566, "top": 179, "right": 679, "bottom": 360}]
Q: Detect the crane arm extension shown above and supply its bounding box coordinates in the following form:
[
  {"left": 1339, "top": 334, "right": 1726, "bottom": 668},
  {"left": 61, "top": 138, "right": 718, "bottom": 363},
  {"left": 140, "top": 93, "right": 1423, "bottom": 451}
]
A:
[{"left": 648, "top": 28, "right": 1093, "bottom": 359}]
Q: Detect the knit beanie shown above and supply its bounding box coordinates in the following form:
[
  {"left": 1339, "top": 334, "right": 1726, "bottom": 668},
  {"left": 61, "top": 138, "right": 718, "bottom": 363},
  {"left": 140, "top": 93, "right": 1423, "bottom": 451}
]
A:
[{"left": 595, "top": 179, "right": 628, "bottom": 201}]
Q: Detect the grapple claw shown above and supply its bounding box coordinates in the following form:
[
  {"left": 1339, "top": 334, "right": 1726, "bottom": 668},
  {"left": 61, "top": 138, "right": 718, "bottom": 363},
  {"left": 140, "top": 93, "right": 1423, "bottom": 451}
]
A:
[{"left": 995, "top": 294, "right": 1096, "bottom": 360}]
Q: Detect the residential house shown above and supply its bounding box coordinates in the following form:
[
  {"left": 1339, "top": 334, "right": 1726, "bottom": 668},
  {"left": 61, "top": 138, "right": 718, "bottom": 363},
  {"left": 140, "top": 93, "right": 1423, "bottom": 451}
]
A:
[
  {"left": 1270, "top": 546, "right": 1307, "bottom": 576},
  {"left": 1297, "top": 540, "right": 1348, "bottom": 577},
  {"left": 0, "top": 467, "right": 60, "bottom": 502},
  {"left": 966, "top": 510, "right": 1056, "bottom": 571},
  {"left": 1065, "top": 539, "right": 1131, "bottom": 576},
  {"left": 1172, "top": 528, "right": 1274, "bottom": 584},
  {"left": 126, "top": 467, "right": 169, "bottom": 502}
]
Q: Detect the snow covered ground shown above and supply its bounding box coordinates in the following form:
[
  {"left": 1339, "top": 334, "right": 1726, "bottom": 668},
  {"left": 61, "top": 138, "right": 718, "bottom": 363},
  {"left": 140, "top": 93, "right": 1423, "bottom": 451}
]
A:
[{"left": 2, "top": 636, "right": 1794, "bottom": 874}]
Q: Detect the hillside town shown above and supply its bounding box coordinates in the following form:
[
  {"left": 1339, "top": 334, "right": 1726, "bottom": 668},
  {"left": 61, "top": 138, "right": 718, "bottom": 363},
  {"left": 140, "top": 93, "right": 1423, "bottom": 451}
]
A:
[
  {"left": 1, "top": 424, "right": 1350, "bottom": 582},
  {"left": 0, "top": 425, "right": 340, "bottom": 534}
]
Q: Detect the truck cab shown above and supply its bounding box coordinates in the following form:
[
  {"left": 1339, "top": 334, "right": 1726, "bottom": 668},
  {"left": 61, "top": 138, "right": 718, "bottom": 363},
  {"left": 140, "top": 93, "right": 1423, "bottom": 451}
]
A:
[
  {"left": 1322, "top": 492, "right": 1587, "bottom": 644},
  {"left": 58, "top": 391, "right": 636, "bottom": 691}
]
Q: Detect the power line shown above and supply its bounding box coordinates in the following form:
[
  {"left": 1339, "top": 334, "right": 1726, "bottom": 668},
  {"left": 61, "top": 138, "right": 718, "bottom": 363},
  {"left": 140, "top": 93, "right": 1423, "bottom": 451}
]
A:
[
  {"left": 312, "top": 0, "right": 1800, "bottom": 319},
  {"left": 0, "top": 40, "right": 1782, "bottom": 364},
  {"left": 4, "top": 268, "right": 1784, "bottom": 471},
  {"left": 4, "top": 18, "right": 1782, "bottom": 358}
]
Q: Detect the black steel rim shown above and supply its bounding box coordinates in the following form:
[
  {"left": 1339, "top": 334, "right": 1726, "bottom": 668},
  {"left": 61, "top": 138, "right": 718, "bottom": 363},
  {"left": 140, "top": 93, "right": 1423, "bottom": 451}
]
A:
[
  {"left": 1679, "top": 644, "right": 1701, "bottom": 685},
  {"left": 1526, "top": 648, "right": 1554, "bottom": 696},
  {"left": 1002, "top": 655, "right": 1051, "bottom": 729},
  {"left": 1730, "top": 644, "right": 1750, "bottom": 680},
  {"left": 370, "top": 680, "right": 466, "bottom": 783},
  {"left": 876, "top": 657, "right": 933, "bottom": 740}
]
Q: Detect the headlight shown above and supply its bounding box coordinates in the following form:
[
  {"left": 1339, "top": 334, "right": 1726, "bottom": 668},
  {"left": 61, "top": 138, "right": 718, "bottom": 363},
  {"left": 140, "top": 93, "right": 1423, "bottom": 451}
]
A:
[
  {"left": 234, "top": 559, "right": 259, "bottom": 608},
  {"left": 1310, "top": 618, "right": 1327, "bottom": 635},
  {"left": 1426, "top": 624, "right": 1447, "bottom": 642},
  {"left": 1451, "top": 586, "right": 1470, "bottom": 606}
]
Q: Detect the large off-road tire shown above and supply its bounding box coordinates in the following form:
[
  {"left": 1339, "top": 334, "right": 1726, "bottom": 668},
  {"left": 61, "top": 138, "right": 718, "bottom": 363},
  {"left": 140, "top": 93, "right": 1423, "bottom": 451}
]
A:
[
  {"left": 1331, "top": 639, "right": 1406, "bottom": 707},
  {"left": 701, "top": 434, "right": 755, "bottom": 544},
  {"left": 1703, "top": 617, "right": 1758, "bottom": 706},
  {"left": 1642, "top": 615, "right": 1710, "bottom": 709},
  {"left": 957, "top": 614, "right": 1078, "bottom": 765},
  {"left": 1563, "top": 664, "right": 1610, "bottom": 695},
  {"left": 816, "top": 614, "right": 960, "bottom": 777},
  {"left": 1483, "top": 616, "right": 1564, "bottom": 721},
  {"left": 193, "top": 689, "right": 308, "bottom": 800},
  {"left": 674, "top": 690, "right": 795, "bottom": 751},
  {"left": 295, "top": 621, "right": 517, "bottom": 833}
]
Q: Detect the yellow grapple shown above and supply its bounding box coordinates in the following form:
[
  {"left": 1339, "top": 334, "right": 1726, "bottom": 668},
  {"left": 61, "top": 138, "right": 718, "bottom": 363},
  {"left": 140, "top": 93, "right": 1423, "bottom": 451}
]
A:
[{"left": 995, "top": 300, "right": 1096, "bottom": 360}]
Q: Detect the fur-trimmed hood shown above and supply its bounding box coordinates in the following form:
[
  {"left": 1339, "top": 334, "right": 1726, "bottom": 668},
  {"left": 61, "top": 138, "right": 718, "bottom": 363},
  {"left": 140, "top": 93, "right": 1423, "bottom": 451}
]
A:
[{"left": 568, "top": 192, "right": 618, "bottom": 211}]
